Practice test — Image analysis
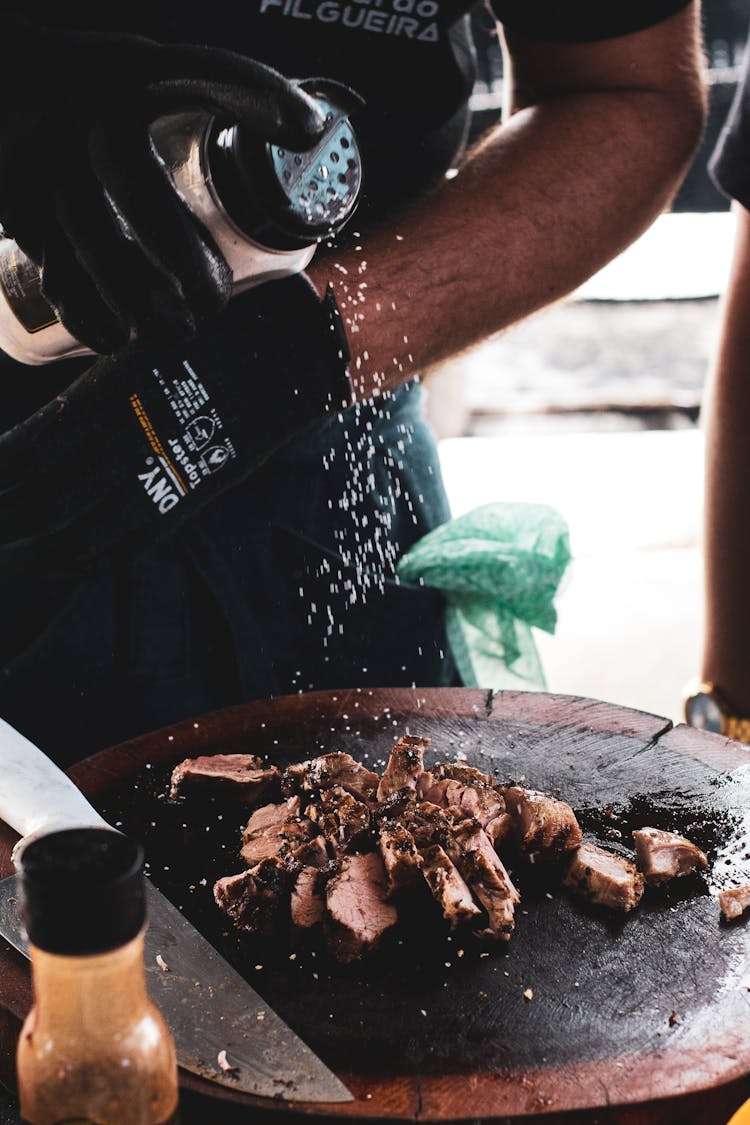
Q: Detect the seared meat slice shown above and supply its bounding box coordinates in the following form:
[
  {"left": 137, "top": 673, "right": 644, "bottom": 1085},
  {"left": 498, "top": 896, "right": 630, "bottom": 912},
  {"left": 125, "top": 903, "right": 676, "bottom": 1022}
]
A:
[
  {"left": 502, "top": 786, "right": 582, "bottom": 861},
  {"left": 419, "top": 843, "right": 481, "bottom": 929},
  {"left": 325, "top": 853, "right": 398, "bottom": 963},
  {"left": 719, "top": 886, "right": 750, "bottom": 921},
  {"left": 284, "top": 837, "right": 330, "bottom": 932},
  {"left": 281, "top": 752, "right": 379, "bottom": 804},
  {"left": 213, "top": 856, "right": 289, "bottom": 936},
  {"left": 430, "top": 762, "right": 495, "bottom": 787},
  {"left": 563, "top": 842, "right": 644, "bottom": 912},
  {"left": 402, "top": 801, "right": 454, "bottom": 849},
  {"left": 377, "top": 822, "right": 422, "bottom": 895},
  {"left": 240, "top": 797, "right": 313, "bottom": 866},
  {"left": 243, "top": 796, "right": 301, "bottom": 839},
  {"left": 289, "top": 835, "right": 330, "bottom": 869},
  {"left": 170, "top": 753, "right": 280, "bottom": 802},
  {"left": 291, "top": 868, "right": 325, "bottom": 931},
  {"left": 419, "top": 764, "right": 511, "bottom": 842},
  {"left": 308, "top": 786, "right": 371, "bottom": 853},
  {"left": 377, "top": 736, "right": 430, "bottom": 801},
  {"left": 632, "top": 828, "right": 708, "bottom": 885},
  {"left": 448, "top": 820, "right": 520, "bottom": 940}
]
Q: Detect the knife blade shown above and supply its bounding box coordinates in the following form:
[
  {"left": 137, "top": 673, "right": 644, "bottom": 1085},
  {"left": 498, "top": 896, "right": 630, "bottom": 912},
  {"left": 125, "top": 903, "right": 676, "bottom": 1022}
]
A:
[{"left": 0, "top": 717, "right": 351, "bottom": 1103}]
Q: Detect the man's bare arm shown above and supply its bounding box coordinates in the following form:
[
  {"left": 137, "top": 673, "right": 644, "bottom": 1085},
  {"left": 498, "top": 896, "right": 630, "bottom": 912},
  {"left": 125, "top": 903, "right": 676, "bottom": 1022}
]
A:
[
  {"left": 308, "top": 3, "right": 705, "bottom": 401},
  {"left": 701, "top": 203, "right": 750, "bottom": 713}
]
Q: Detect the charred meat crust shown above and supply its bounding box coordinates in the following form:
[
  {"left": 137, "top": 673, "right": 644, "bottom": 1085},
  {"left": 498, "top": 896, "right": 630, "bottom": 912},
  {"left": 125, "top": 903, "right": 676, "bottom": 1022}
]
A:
[
  {"left": 563, "top": 842, "right": 644, "bottom": 913},
  {"left": 308, "top": 786, "right": 372, "bottom": 853},
  {"left": 419, "top": 843, "right": 481, "bottom": 928},
  {"left": 376, "top": 822, "right": 423, "bottom": 895},
  {"left": 213, "top": 856, "right": 290, "bottom": 935},
  {"left": 239, "top": 796, "right": 314, "bottom": 866},
  {"left": 281, "top": 752, "right": 379, "bottom": 804},
  {"left": 376, "top": 736, "right": 430, "bottom": 801},
  {"left": 502, "top": 786, "right": 583, "bottom": 861}
]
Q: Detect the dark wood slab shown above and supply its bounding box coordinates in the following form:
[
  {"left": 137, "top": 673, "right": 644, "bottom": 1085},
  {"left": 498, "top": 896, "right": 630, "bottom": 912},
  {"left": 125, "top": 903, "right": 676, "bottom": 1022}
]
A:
[{"left": 2, "top": 687, "right": 750, "bottom": 1124}]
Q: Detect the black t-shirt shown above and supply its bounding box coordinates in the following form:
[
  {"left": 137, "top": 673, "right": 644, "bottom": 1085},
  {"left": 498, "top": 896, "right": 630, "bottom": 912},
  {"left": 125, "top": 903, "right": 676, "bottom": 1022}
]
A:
[
  {"left": 19, "top": 0, "right": 692, "bottom": 218},
  {"left": 1, "top": 0, "right": 691, "bottom": 426},
  {"left": 711, "top": 29, "right": 750, "bottom": 209}
]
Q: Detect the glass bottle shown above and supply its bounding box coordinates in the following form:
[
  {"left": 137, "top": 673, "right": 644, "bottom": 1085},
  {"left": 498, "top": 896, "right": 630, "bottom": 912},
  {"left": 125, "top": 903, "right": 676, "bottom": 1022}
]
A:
[{"left": 16, "top": 828, "right": 179, "bottom": 1125}]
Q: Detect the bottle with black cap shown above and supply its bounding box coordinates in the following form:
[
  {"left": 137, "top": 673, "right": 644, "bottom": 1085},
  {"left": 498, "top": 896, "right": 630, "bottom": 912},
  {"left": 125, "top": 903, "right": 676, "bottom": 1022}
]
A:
[
  {"left": 16, "top": 828, "right": 178, "bottom": 1125},
  {"left": 0, "top": 78, "right": 362, "bottom": 365}
]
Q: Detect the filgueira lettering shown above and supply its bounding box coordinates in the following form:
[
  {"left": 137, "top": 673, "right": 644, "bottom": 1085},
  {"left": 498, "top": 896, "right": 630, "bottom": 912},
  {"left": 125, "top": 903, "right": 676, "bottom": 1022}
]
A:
[{"left": 259, "top": 0, "right": 440, "bottom": 40}]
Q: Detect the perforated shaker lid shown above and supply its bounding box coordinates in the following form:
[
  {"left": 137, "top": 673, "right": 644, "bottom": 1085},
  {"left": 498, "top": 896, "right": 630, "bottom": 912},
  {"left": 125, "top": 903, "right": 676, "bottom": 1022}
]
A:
[{"left": 208, "top": 78, "right": 362, "bottom": 251}]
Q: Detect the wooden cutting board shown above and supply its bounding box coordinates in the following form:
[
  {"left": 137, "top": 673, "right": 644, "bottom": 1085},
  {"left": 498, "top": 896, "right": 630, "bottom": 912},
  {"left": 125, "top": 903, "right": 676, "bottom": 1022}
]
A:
[{"left": 2, "top": 687, "right": 750, "bottom": 1124}]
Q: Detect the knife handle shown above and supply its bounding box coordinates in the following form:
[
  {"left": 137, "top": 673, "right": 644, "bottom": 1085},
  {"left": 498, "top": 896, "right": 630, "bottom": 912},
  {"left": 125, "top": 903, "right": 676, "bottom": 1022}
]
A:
[{"left": 0, "top": 716, "right": 111, "bottom": 860}]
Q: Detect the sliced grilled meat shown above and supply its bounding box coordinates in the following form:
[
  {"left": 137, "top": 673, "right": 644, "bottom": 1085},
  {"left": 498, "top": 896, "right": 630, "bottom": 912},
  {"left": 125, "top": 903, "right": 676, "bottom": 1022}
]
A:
[
  {"left": 377, "top": 822, "right": 422, "bottom": 895},
  {"left": 503, "top": 786, "right": 582, "bottom": 861},
  {"left": 430, "top": 762, "right": 495, "bottom": 787},
  {"left": 213, "top": 856, "right": 289, "bottom": 936},
  {"left": 291, "top": 868, "right": 326, "bottom": 931},
  {"left": 281, "top": 752, "right": 379, "bottom": 803},
  {"left": 402, "top": 800, "right": 454, "bottom": 849},
  {"left": 632, "top": 827, "right": 708, "bottom": 885},
  {"left": 563, "top": 842, "right": 644, "bottom": 912},
  {"left": 719, "top": 886, "right": 750, "bottom": 921},
  {"left": 308, "top": 786, "right": 371, "bottom": 853},
  {"left": 240, "top": 796, "right": 313, "bottom": 866},
  {"left": 289, "top": 836, "right": 330, "bottom": 869},
  {"left": 419, "top": 763, "right": 511, "bottom": 844},
  {"left": 325, "top": 853, "right": 398, "bottom": 963},
  {"left": 377, "top": 736, "right": 430, "bottom": 801},
  {"left": 419, "top": 843, "right": 481, "bottom": 929},
  {"left": 449, "top": 819, "right": 520, "bottom": 940},
  {"left": 170, "top": 753, "right": 280, "bottom": 802}
]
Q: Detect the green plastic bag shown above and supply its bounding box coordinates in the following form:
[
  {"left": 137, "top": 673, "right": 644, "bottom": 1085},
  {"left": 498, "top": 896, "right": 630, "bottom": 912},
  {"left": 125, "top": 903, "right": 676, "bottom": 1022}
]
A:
[{"left": 396, "top": 502, "right": 571, "bottom": 691}]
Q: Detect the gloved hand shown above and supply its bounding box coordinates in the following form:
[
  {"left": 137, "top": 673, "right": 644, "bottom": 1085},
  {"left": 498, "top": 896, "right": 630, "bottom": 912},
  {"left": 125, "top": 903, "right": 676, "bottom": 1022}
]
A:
[
  {"left": 0, "top": 275, "right": 352, "bottom": 578},
  {"left": 0, "top": 18, "right": 326, "bottom": 353}
]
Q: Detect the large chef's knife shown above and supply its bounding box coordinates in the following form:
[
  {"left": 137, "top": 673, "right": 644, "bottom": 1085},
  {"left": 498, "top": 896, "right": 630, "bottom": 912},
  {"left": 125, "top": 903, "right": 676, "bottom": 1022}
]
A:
[{"left": 0, "top": 717, "right": 352, "bottom": 1103}]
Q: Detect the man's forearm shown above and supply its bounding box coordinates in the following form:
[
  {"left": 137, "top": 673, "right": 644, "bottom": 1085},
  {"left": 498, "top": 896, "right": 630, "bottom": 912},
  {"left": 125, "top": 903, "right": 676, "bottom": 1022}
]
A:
[
  {"left": 702, "top": 204, "right": 750, "bottom": 713},
  {"left": 309, "top": 9, "right": 704, "bottom": 401}
]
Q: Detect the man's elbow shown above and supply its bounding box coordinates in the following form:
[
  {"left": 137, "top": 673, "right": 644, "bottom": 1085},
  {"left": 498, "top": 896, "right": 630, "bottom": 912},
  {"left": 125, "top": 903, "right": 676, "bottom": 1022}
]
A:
[{"left": 658, "top": 66, "right": 709, "bottom": 187}]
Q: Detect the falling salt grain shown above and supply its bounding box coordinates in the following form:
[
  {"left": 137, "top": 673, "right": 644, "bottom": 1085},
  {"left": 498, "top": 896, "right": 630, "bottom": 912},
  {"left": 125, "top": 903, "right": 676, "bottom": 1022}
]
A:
[
  {"left": 156, "top": 954, "right": 170, "bottom": 973},
  {"left": 420, "top": 1009, "right": 427, "bottom": 1017},
  {"left": 254, "top": 964, "right": 263, "bottom": 971},
  {"left": 256, "top": 1012, "right": 265, "bottom": 1021},
  {"left": 217, "top": 1050, "right": 238, "bottom": 1073},
  {"left": 523, "top": 989, "right": 534, "bottom": 1002}
]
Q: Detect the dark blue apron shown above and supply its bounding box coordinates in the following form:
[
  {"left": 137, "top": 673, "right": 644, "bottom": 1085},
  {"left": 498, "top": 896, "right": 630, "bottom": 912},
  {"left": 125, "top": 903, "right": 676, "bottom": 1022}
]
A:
[{"left": 0, "top": 381, "right": 456, "bottom": 766}]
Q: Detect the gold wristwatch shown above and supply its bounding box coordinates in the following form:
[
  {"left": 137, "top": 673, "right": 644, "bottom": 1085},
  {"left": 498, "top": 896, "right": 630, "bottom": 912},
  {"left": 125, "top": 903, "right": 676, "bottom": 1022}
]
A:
[{"left": 683, "top": 681, "right": 750, "bottom": 743}]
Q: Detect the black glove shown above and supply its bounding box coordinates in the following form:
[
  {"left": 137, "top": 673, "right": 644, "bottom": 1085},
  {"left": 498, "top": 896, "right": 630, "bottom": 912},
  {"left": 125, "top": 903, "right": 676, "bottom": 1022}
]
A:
[
  {"left": 0, "top": 19, "right": 326, "bottom": 353},
  {"left": 0, "top": 275, "right": 352, "bottom": 578}
]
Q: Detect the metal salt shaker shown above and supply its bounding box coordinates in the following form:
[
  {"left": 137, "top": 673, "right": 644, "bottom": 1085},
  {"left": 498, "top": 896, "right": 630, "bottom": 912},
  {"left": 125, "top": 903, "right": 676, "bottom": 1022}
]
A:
[{"left": 0, "top": 79, "right": 362, "bottom": 366}]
